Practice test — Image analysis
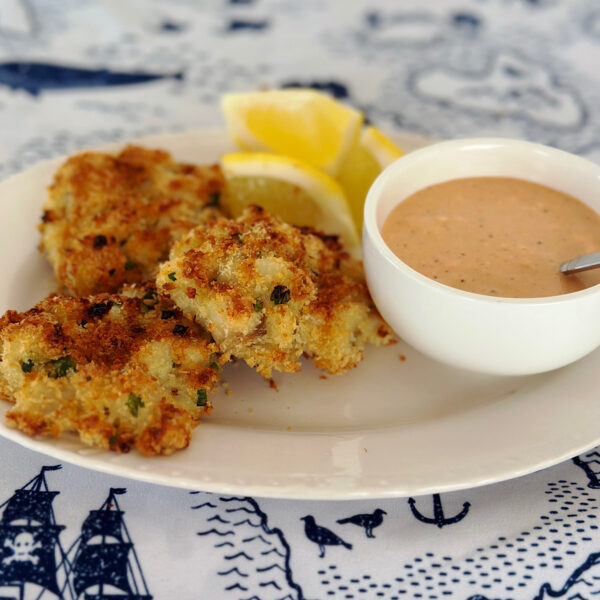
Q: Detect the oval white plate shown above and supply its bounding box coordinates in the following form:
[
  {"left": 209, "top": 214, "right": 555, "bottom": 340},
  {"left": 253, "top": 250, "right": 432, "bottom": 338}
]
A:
[{"left": 0, "top": 129, "right": 598, "bottom": 500}]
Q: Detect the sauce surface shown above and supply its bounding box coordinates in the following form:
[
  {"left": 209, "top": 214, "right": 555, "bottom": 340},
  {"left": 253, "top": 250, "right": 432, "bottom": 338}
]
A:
[{"left": 382, "top": 177, "right": 600, "bottom": 298}]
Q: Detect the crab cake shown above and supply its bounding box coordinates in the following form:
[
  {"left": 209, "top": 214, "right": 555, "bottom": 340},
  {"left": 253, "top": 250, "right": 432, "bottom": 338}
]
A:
[
  {"left": 40, "top": 145, "right": 224, "bottom": 297},
  {"left": 157, "top": 206, "right": 394, "bottom": 378},
  {"left": 0, "top": 285, "right": 223, "bottom": 455}
]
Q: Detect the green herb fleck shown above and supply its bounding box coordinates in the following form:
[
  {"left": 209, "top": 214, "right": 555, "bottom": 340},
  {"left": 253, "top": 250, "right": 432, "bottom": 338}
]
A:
[
  {"left": 253, "top": 300, "right": 263, "bottom": 312},
  {"left": 270, "top": 285, "right": 291, "bottom": 305},
  {"left": 168, "top": 272, "right": 177, "bottom": 281},
  {"left": 233, "top": 233, "right": 243, "bottom": 245},
  {"left": 124, "top": 260, "right": 137, "bottom": 271},
  {"left": 127, "top": 393, "right": 145, "bottom": 418},
  {"left": 108, "top": 435, "right": 117, "bottom": 447},
  {"left": 209, "top": 362, "right": 219, "bottom": 371},
  {"left": 196, "top": 389, "right": 208, "bottom": 407},
  {"left": 21, "top": 360, "right": 34, "bottom": 373},
  {"left": 50, "top": 357, "right": 76, "bottom": 378},
  {"left": 207, "top": 192, "right": 220, "bottom": 207}
]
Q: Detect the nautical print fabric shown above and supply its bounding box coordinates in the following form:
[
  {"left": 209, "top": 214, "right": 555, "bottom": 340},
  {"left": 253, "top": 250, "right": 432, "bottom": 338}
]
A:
[
  {"left": 0, "top": 1, "right": 600, "bottom": 599},
  {"left": 1, "top": 444, "right": 600, "bottom": 599}
]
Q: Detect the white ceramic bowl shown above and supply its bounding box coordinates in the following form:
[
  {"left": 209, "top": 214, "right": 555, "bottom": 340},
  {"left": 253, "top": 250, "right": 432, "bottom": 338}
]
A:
[{"left": 363, "top": 138, "right": 600, "bottom": 375}]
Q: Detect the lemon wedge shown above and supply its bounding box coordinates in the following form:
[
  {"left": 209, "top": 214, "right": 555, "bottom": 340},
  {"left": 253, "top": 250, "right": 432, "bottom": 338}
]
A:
[
  {"left": 220, "top": 152, "right": 360, "bottom": 254},
  {"left": 337, "top": 125, "right": 404, "bottom": 231},
  {"left": 222, "top": 89, "right": 364, "bottom": 176}
]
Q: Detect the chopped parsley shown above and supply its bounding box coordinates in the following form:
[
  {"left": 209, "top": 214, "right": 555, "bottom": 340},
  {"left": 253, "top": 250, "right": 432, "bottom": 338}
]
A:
[
  {"left": 270, "top": 285, "right": 291, "bottom": 305},
  {"left": 50, "top": 357, "right": 76, "bottom": 378},
  {"left": 108, "top": 435, "right": 118, "bottom": 447},
  {"left": 168, "top": 272, "right": 177, "bottom": 281},
  {"left": 79, "top": 320, "right": 87, "bottom": 329},
  {"left": 21, "top": 359, "right": 34, "bottom": 373},
  {"left": 124, "top": 259, "right": 137, "bottom": 271},
  {"left": 209, "top": 362, "right": 219, "bottom": 371},
  {"left": 196, "top": 389, "right": 208, "bottom": 407},
  {"left": 206, "top": 192, "right": 220, "bottom": 207},
  {"left": 253, "top": 300, "right": 263, "bottom": 312},
  {"left": 126, "top": 393, "right": 145, "bottom": 418},
  {"left": 233, "top": 233, "right": 243, "bottom": 244}
]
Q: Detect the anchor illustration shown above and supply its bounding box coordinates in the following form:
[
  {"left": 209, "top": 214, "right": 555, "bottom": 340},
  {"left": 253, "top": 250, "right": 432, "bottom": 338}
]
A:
[{"left": 408, "top": 494, "right": 470, "bottom": 528}]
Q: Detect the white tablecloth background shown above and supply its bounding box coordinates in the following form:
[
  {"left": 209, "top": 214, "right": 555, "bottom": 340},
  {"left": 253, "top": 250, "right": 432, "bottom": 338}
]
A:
[{"left": 1, "top": 1, "right": 600, "bottom": 599}]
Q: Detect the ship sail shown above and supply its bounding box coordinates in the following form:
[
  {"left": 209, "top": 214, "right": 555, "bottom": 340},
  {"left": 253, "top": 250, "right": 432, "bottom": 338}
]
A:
[
  {"left": 0, "top": 465, "right": 67, "bottom": 598},
  {"left": 80, "top": 511, "right": 124, "bottom": 543},
  {"left": 70, "top": 488, "right": 151, "bottom": 600},
  {"left": 73, "top": 543, "right": 133, "bottom": 596}
]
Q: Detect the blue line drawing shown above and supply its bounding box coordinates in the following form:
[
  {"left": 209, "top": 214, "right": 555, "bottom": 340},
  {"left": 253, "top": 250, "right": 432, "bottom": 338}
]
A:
[
  {"left": 533, "top": 551, "right": 600, "bottom": 598},
  {"left": 0, "top": 62, "right": 184, "bottom": 96},
  {"left": 336, "top": 509, "right": 387, "bottom": 538},
  {"left": 361, "top": 10, "right": 442, "bottom": 47},
  {"left": 197, "top": 529, "right": 235, "bottom": 537},
  {"left": 67, "top": 488, "right": 152, "bottom": 599},
  {"left": 281, "top": 80, "right": 350, "bottom": 99},
  {"left": 409, "top": 50, "right": 587, "bottom": 130},
  {"left": 158, "top": 21, "right": 185, "bottom": 33},
  {"left": 301, "top": 516, "right": 352, "bottom": 559},
  {"left": 573, "top": 453, "right": 600, "bottom": 489},
  {"left": 0, "top": 465, "right": 71, "bottom": 599},
  {"left": 226, "top": 19, "right": 269, "bottom": 32},
  {"left": 191, "top": 494, "right": 305, "bottom": 599},
  {"left": 408, "top": 494, "right": 471, "bottom": 528},
  {"left": 0, "top": 467, "right": 152, "bottom": 599}
]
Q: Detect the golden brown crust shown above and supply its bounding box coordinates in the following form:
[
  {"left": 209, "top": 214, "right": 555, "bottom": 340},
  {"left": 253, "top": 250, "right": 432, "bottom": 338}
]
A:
[
  {"left": 40, "top": 146, "right": 224, "bottom": 297},
  {"left": 0, "top": 284, "right": 222, "bottom": 455},
  {"left": 157, "top": 206, "right": 394, "bottom": 377}
]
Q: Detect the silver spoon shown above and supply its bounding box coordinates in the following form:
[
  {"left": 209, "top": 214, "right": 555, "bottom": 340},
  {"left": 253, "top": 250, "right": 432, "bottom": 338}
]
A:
[{"left": 560, "top": 251, "right": 600, "bottom": 275}]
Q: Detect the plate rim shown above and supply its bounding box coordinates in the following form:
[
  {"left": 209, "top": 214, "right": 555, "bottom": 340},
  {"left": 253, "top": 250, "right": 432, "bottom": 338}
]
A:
[{"left": 0, "top": 127, "right": 597, "bottom": 500}]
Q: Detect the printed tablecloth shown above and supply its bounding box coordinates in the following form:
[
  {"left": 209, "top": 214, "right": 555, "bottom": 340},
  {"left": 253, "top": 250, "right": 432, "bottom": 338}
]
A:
[{"left": 0, "top": 1, "right": 600, "bottom": 599}]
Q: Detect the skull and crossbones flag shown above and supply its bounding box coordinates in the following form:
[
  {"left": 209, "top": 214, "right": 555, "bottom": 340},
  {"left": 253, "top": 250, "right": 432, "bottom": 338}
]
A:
[{"left": 0, "top": 487, "right": 63, "bottom": 595}]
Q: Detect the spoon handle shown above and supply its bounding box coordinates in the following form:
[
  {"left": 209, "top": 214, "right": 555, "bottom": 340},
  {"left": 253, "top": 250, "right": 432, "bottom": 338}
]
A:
[{"left": 560, "top": 251, "right": 600, "bottom": 275}]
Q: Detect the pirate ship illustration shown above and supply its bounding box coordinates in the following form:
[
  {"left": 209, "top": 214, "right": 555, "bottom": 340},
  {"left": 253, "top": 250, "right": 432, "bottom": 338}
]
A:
[
  {"left": 0, "top": 466, "right": 151, "bottom": 600},
  {"left": 67, "top": 487, "right": 151, "bottom": 600}
]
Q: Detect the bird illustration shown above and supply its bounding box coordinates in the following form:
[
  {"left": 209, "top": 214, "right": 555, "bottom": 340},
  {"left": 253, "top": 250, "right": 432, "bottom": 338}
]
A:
[
  {"left": 300, "top": 515, "right": 352, "bottom": 558},
  {"left": 337, "top": 508, "right": 387, "bottom": 538}
]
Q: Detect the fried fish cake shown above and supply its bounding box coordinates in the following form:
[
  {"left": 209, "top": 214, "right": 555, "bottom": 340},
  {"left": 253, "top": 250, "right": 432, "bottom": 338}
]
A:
[
  {"left": 41, "top": 145, "right": 224, "bottom": 297},
  {"left": 0, "top": 285, "right": 223, "bottom": 455},
  {"left": 157, "top": 206, "right": 394, "bottom": 378}
]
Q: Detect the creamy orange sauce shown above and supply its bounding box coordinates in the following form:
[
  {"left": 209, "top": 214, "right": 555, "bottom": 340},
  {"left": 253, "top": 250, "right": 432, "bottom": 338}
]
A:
[{"left": 382, "top": 177, "right": 600, "bottom": 298}]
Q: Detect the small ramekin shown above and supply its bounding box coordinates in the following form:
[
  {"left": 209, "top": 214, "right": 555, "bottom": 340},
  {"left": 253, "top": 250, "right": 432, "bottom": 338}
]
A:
[{"left": 363, "top": 138, "right": 600, "bottom": 375}]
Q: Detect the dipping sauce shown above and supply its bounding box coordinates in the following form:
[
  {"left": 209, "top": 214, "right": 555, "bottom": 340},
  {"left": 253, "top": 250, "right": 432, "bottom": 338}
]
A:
[{"left": 381, "top": 177, "right": 600, "bottom": 298}]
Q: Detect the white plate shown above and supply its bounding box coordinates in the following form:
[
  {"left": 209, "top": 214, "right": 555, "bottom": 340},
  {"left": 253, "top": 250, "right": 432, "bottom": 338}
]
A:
[{"left": 0, "top": 129, "right": 598, "bottom": 500}]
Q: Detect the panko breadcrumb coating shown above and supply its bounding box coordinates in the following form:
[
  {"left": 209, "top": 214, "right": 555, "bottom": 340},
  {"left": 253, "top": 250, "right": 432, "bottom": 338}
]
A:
[
  {"left": 157, "top": 206, "right": 394, "bottom": 377},
  {"left": 40, "top": 145, "right": 224, "bottom": 297},
  {"left": 0, "top": 283, "right": 222, "bottom": 455}
]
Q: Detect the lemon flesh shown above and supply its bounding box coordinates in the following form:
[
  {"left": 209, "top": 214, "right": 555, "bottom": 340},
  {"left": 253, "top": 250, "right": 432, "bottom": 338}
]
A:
[
  {"left": 220, "top": 152, "right": 360, "bottom": 255},
  {"left": 337, "top": 126, "right": 403, "bottom": 231},
  {"left": 222, "top": 90, "right": 364, "bottom": 176}
]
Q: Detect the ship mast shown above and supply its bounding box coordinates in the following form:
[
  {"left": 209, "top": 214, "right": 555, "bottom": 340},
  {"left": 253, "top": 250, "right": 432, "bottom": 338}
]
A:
[
  {"left": 70, "top": 488, "right": 152, "bottom": 599},
  {"left": 0, "top": 464, "right": 73, "bottom": 600}
]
